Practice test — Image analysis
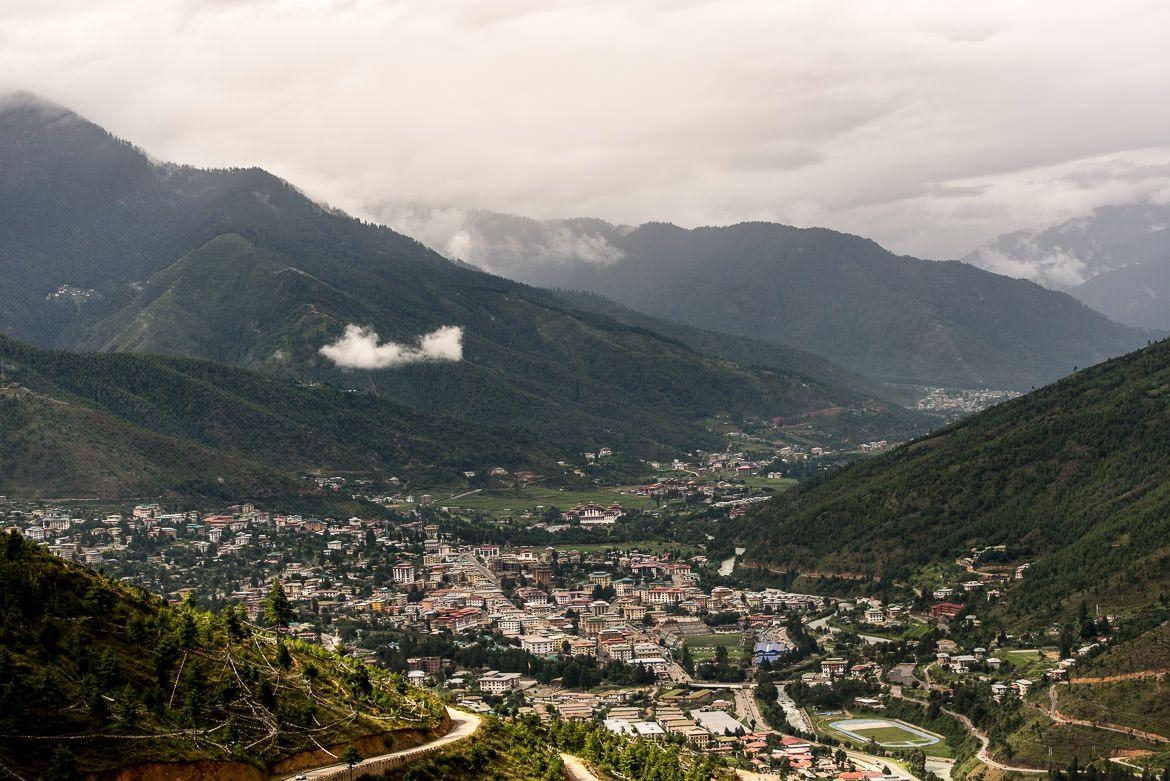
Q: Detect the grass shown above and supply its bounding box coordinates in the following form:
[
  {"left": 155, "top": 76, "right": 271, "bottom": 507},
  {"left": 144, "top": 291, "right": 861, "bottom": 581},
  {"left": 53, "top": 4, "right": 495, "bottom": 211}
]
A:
[
  {"left": 688, "top": 633, "right": 746, "bottom": 648},
  {"left": 850, "top": 724, "right": 933, "bottom": 744},
  {"left": 434, "top": 484, "right": 658, "bottom": 515},
  {"left": 997, "top": 707, "right": 1151, "bottom": 768},
  {"left": 1002, "top": 649, "right": 1055, "bottom": 679},
  {"left": 686, "top": 632, "right": 747, "bottom": 662},
  {"left": 843, "top": 710, "right": 955, "bottom": 759},
  {"left": 1058, "top": 679, "right": 1170, "bottom": 738}
]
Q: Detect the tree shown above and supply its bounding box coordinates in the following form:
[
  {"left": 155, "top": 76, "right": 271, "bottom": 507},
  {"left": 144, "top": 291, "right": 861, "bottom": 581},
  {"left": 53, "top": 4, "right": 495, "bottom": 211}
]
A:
[
  {"left": 47, "top": 748, "right": 75, "bottom": 781},
  {"left": 264, "top": 579, "right": 293, "bottom": 629},
  {"left": 342, "top": 745, "right": 363, "bottom": 781},
  {"left": 276, "top": 641, "right": 292, "bottom": 669}
]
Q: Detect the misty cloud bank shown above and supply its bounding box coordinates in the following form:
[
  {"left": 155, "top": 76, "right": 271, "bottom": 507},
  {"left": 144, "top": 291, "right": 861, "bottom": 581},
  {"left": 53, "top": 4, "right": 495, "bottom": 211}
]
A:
[
  {"left": 4, "top": 2, "right": 1170, "bottom": 258},
  {"left": 377, "top": 205, "right": 627, "bottom": 279},
  {"left": 319, "top": 325, "right": 464, "bottom": 369},
  {"left": 966, "top": 246, "right": 1091, "bottom": 289}
]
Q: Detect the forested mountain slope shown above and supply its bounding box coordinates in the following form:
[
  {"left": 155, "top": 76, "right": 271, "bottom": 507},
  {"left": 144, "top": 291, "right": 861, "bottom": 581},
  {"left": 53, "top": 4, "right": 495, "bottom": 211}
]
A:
[
  {"left": 0, "top": 93, "right": 921, "bottom": 451},
  {"left": 736, "top": 336, "right": 1170, "bottom": 620},
  {"left": 551, "top": 289, "right": 911, "bottom": 405},
  {"left": 0, "top": 336, "right": 560, "bottom": 499},
  {"left": 0, "top": 532, "right": 446, "bottom": 778},
  {"left": 412, "top": 211, "right": 1148, "bottom": 389},
  {"left": 1071, "top": 257, "right": 1170, "bottom": 331}
]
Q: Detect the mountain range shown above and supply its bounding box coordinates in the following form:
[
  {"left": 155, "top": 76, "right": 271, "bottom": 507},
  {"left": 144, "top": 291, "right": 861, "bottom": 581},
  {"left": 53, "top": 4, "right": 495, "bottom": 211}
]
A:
[
  {"left": 0, "top": 92, "right": 922, "bottom": 462},
  {"left": 965, "top": 202, "right": 1170, "bottom": 330},
  {"left": 378, "top": 209, "right": 1150, "bottom": 389}
]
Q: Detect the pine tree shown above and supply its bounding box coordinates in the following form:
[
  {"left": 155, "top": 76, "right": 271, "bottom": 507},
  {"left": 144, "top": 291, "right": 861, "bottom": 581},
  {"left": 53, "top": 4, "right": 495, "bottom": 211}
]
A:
[
  {"left": 342, "top": 746, "right": 363, "bottom": 781},
  {"left": 264, "top": 579, "right": 293, "bottom": 629}
]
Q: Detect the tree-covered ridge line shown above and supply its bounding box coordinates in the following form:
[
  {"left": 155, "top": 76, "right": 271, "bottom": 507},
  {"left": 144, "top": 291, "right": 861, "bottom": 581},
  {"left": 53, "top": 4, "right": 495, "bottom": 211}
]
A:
[
  {"left": 737, "top": 336, "right": 1170, "bottom": 622},
  {"left": 0, "top": 531, "right": 446, "bottom": 778},
  {"left": 0, "top": 333, "right": 564, "bottom": 499},
  {"left": 0, "top": 97, "right": 925, "bottom": 456},
  {"left": 449, "top": 213, "right": 1152, "bottom": 389}
]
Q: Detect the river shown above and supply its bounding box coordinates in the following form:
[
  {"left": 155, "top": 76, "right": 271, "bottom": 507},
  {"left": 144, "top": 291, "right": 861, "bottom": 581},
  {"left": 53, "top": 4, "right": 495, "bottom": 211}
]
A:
[{"left": 719, "top": 547, "right": 746, "bottom": 576}]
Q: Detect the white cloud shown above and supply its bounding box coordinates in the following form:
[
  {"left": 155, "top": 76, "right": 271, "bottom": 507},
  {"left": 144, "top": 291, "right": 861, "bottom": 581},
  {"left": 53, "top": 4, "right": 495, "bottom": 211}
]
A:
[
  {"left": 319, "top": 324, "right": 464, "bottom": 369},
  {"left": 2, "top": 1, "right": 1170, "bottom": 257},
  {"left": 966, "top": 248, "right": 1090, "bottom": 289}
]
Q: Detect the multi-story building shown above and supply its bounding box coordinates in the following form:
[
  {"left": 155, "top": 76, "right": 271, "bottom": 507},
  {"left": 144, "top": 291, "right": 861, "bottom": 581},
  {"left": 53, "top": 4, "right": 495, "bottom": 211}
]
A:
[{"left": 479, "top": 671, "right": 523, "bottom": 694}]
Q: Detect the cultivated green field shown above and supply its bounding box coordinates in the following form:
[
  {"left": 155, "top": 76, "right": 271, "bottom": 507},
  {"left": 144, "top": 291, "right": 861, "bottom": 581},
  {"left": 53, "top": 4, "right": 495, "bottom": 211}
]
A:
[
  {"left": 1001, "top": 649, "right": 1053, "bottom": 679},
  {"left": 740, "top": 477, "right": 799, "bottom": 491},
  {"left": 436, "top": 485, "right": 658, "bottom": 515}
]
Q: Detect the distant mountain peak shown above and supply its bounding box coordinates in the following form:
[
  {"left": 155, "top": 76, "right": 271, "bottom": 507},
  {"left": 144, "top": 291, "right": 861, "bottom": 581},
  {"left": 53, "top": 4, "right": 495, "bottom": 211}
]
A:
[
  {"left": 0, "top": 90, "right": 81, "bottom": 122},
  {"left": 372, "top": 207, "right": 1148, "bottom": 388},
  {"left": 964, "top": 202, "right": 1170, "bottom": 291}
]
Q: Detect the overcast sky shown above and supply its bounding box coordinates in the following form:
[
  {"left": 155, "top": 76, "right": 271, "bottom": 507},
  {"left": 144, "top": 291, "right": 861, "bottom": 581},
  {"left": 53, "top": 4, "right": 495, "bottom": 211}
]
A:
[{"left": 2, "top": 0, "right": 1170, "bottom": 258}]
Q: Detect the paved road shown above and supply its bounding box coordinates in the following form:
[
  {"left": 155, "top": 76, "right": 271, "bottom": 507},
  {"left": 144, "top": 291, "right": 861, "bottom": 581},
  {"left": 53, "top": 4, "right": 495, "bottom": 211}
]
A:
[
  {"left": 734, "top": 686, "right": 767, "bottom": 732},
  {"left": 808, "top": 615, "right": 832, "bottom": 631},
  {"left": 806, "top": 614, "right": 887, "bottom": 646},
  {"left": 924, "top": 757, "right": 954, "bottom": 781},
  {"left": 940, "top": 706, "right": 1045, "bottom": 774},
  {"left": 886, "top": 672, "right": 1044, "bottom": 775},
  {"left": 290, "top": 708, "right": 481, "bottom": 780},
  {"left": 664, "top": 659, "right": 693, "bottom": 684}
]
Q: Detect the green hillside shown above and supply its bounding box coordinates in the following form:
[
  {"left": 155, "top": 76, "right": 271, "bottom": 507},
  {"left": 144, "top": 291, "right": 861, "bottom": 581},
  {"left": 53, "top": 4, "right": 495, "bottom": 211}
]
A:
[
  {"left": 551, "top": 289, "right": 916, "bottom": 406},
  {"left": 0, "top": 336, "right": 561, "bottom": 500},
  {"left": 0, "top": 94, "right": 923, "bottom": 454},
  {"left": 0, "top": 387, "right": 297, "bottom": 501},
  {"left": 736, "top": 337, "right": 1170, "bottom": 620},
  {"left": 0, "top": 532, "right": 445, "bottom": 778}
]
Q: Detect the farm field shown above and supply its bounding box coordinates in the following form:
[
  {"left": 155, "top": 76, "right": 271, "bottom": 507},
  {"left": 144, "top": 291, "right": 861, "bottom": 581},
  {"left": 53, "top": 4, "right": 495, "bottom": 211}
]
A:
[
  {"left": 1001, "top": 649, "right": 1054, "bottom": 679},
  {"left": 739, "top": 477, "right": 799, "bottom": 491},
  {"left": 436, "top": 485, "right": 659, "bottom": 515}
]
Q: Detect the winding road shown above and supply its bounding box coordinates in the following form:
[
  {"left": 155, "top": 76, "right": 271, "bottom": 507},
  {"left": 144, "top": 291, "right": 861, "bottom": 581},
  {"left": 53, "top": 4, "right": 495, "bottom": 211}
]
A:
[
  {"left": 289, "top": 707, "right": 481, "bottom": 780},
  {"left": 937, "top": 705, "right": 1045, "bottom": 775},
  {"left": 885, "top": 663, "right": 1045, "bottom": 774},
  {"left": 1045, "top": 683, "right": 1169, "bottom": 744}
]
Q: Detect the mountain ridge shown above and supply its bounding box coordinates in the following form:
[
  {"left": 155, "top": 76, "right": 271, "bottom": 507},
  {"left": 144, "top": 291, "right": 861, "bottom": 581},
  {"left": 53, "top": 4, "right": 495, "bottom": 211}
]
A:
[
  {"left": 0, "top": 94, "right": 924, "bottom": 453},
  {"left": 378, "top": 208, "right": 1150, "bottom": 389},
  {"left": 0, "top": 334, "right": 563, "bottom": 500},
  {"left": 734, "top": 335, "right": 1170, "bottom": 622}
]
